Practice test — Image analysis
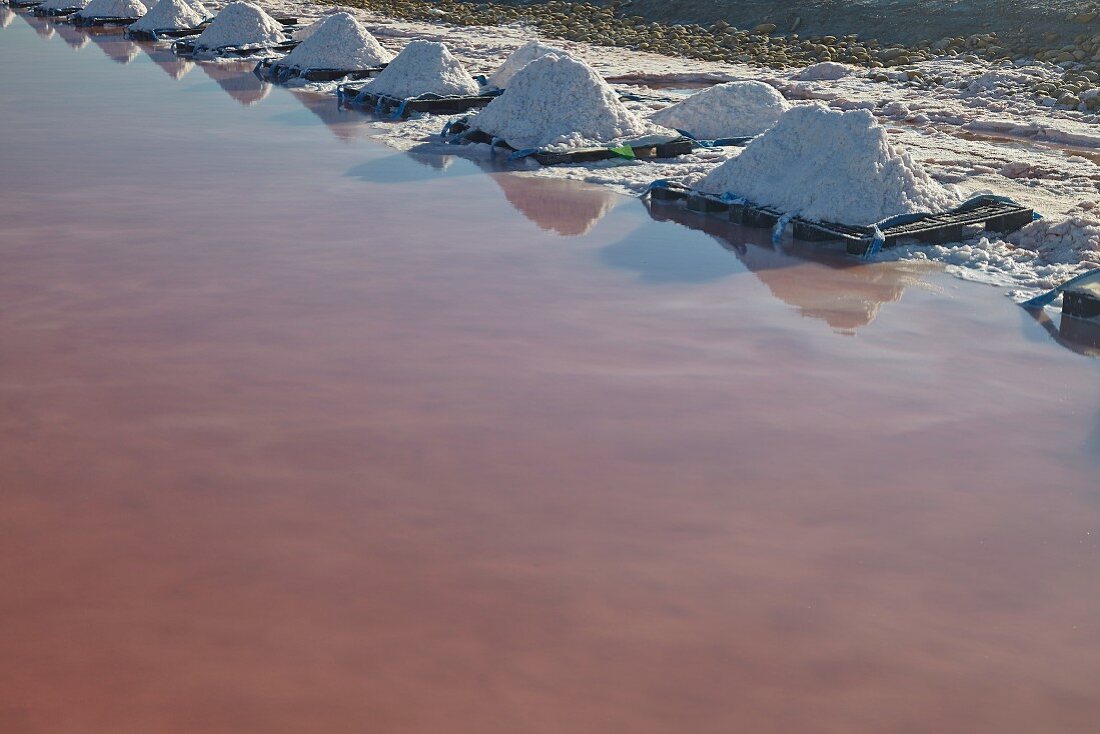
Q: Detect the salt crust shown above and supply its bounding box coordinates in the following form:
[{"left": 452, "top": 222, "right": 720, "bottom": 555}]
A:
[
  {"left": 194, "top": 1, "right": 286, "bottom": 50},
  {"left": 486, "top": 40, "right": 565, "bottom": 89},
  {"left": 129, "top": 0, "right": 207, "bottom": 32},
  {"left": 698, "top": 105, "right": 960, "bottom": 225},
  {"left": 361, "top": 40, "right": 479, "bottom": 99},
  {"left": 277, "top": 12, "right": 392, "bottom": 71},
  {"left": 649, "top": 81, "right": 789, "bottom": 140},
  {"left": 469, "top": 53, "right": 676, "bottom": 150},
  {"left": 75, "top": 0, "right": 146, "bottom": 19}
]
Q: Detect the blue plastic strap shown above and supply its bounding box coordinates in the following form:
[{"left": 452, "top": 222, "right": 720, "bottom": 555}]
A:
[
  {"left": 1021, "top": 268, "right": 1100, "bottom": 310},
  {"left": 508, "top": 148, "right": 539, "bottom": 161},
  {"left": 865, "top": 225, "right": 886, "bottom": 258},
  {"left": 392, "top": 99, "right": 409, "bottom": 119},
  {"left": 772, "top": 212, "right": 796, "bottom": 246},
  {"left": 440, "top": 120, "right": 454, "bottom": 139}
]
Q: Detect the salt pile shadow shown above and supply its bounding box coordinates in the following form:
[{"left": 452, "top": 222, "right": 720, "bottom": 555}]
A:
[
  {"left": 631, "top": 199, "right": 920, "bottom": 333},
  {"left": 199, "top": 59, "right": 270, "bottom": 106}
]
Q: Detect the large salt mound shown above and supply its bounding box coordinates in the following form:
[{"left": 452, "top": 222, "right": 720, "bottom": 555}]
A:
[
  {"left": 75, "top": 0, "right": 146, "bottom": 19},
  {"left": 277, "top": 12, "right": 392, "bottom": 71},
  {"left": 361, "top": 40, "right": 479, "bottom": 99},
  {"left": 649, "top": 81, "right": 789, "bottom": 140},
  {"left": 194, "top": 1, "right": 285, "bottom": 50},
  {"left": 469, "top": 53, "right": 676, "bottom": 150},
  {"left": 129, "top": 0, "right": 206, "bottom": 32},
  {"left": 487, "top": 40, "right": 564, "bottom": 89},
  {"left": 697, "top": 105, "right": 960, "bottom": 226}
]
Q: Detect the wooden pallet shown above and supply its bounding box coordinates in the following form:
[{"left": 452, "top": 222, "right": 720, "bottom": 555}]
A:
[
  {"left": 126, "top": 25, "right": 206, "bottom": 41},
  {"left": 254, "top": 58, "right": 386, "bottom": 83},
  {"left": 1063, "top": 287, "right": 1100, "bottom": 320},
  {"left": 33, "top": 5, "right": 79, "bottom": 15},
  {"left": 340, "top": 90, "right": 498, "bottom": 118},
  {"left": 173, "top": 39, "right": 297, "bottom": 58},
  {"left": 72, "top": 14, "right": 141, "bottom": 26},
  {"left": 648, "top": 183, "right": 1035, "bottom": 254},
  {"left": 446, "top": 119, "right": 694, "bottom": 166}
]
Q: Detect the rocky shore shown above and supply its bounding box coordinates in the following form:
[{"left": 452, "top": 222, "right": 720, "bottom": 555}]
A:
[{"left": 332, "top": 0, "right": 1100, "bottom": 111}]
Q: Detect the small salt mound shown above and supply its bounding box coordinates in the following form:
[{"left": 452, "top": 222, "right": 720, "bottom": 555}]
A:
[
  {"left": 277, "top": 12, "right": 392, "bottom": 71},
  {"left": 1008, "top": 207, "right": 1100, "bottom": 269},
  {"left": 795, "top": 62, "right": 856, "bottom": 81},
  {"left": 361, "top": 40, "right": 479, "bottom": 99},
  {"left": 649, "top": 81, "right": 789, "bottom": 140},
  {"left": 75, "top": 0, "right": 146, "bottom": 19},
  {"left": 698, "top": 105, "right": 960, "bottom": 226},
  {"left": 129, "top": 0, "right": 206, "bottom": 32},
  {"left": 294, "top": 15, "right": 326, "bottom": 40},
  {"left": 194, "top": 1, "right": 285, "bottom": 50},
  {"left": 469, "top": 53, "right": 676, "bottom": 150},
  {"left": 38, "top": 0, "right": 90, "bottom": 11},
  {"left": 487, "top": 40, "right": 565, "bottom": 89}
]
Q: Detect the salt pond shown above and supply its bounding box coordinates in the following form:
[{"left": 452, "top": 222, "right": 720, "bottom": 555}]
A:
[{"left": 1, "top": 15, "right": 1099, "bottom": 734}]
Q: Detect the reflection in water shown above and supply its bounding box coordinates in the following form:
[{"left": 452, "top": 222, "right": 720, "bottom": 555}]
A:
[
  {"left": 406, "top": 150, "right": 455, "bottom": 172},
  {"left": 200, "top": 59, "right": 271, "bottom": 106},
  {"left": 288, "top": 89, "right": 371, "bottom": 143},
  {"left": 139, "top": 41, "right": 194, "bottom": 80},
  {"left": 54, "top": 19, "right": 91, "bottom": 50},
  {"left": 1027, "top": 308, "right": 1100, "bottom": 358},
  {"left": 488, "top": 172, "right": 619, "bottom": 237},
  {"left": 87, "top": 28, "right": 140, "bottom": 65},
  {"left": 20, "top": 10, "right": 56, "bottom": 39},
  {"left": 641, "top": 201, "right": 917, "bottom": 333},
  {"left": 1, "top": 6, "right": 15, "bottom": 29}
]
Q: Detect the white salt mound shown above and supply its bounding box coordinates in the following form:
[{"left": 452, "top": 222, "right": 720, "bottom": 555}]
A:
[
  {"left": 194, "top": 1, "right": 285, "bottom": 50},
  {"left": 129, "top": 0, "right": 206, "bottom": 32},
  {"left": 795, "top": 62, "right": 856, "bottom": 81},
  {"left": 469, "top": 53, "right": 676, "bottom": 150},
  {"left": 76, "top": 0, "right": 146, "bottom": 19},
  {"left": 278, "top": 12, "right": 392, "bottom": 71},
  {"left": 698, "top": 105, "right": 960, "bottom": 225},
  {"left": 487, "top": 40, "right": 565, "bottom": 89},
  {"left": 649, "top": 81, "right": 789, "bottom": 140},
  {"left": 361, "top": 40, "right": 479, "bottom": 99}
]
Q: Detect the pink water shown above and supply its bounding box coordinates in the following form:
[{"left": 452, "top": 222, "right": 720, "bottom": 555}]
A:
[{"left": 1, "top": 14, "right": 1099, "bottom": 734}]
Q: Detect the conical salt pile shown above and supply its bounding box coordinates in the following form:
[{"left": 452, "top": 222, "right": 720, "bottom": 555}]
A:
[
  {"left": 360, "top": 40, "right": 479, "bottom": 99},
  {"left": 486, "top": 40, "right": 564, "bottom": 89},
  {"left": 469, "top": 52, "right": 675, "bottom": 150},
  {"left": 697, "top": 105, "right": 960, "bottom": 225},
  {"left": 277, "top": 12, "right": 392, "bottom": 71},
  {"left": 129, "top": 0, "right": 207, "bottom": 33},
  {"left": 649, "top": 81, "right": 789, "bottom": 140},
  {"left": 75, "top": 0, "right": 146, "bottom": 20},
  {"left": 193, "top": 1, "right": 285, "bottom": 50}
]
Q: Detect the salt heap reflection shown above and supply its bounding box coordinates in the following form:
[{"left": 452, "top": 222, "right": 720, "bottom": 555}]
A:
[
  {"left": 54, "top": 19, "right": 91, "bottom": 50},
  {"left": 138, "top": 41, "right": 194, "bottom": 80},
  {"left": 289, "top": 89, "right": 373, "bottom": 143},
  {"left": 1, "top": 6, "right": 15, "bottom": 29},
  {"left": 200, "top": 59, "right": 270, "bottom": 106},
  {"left": 87, "top": 28, "right": 140, "bottom": 64},
  {"left": 488, "top": 172, "right": 618, "bottom": 238},
  {"left": 639, "top": 200, "right": 920, "bottom": 333}
]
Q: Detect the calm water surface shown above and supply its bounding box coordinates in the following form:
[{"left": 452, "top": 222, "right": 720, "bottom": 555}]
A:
[{"left": 1, "top": 14, "right": 1099, "bottom": 734}]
